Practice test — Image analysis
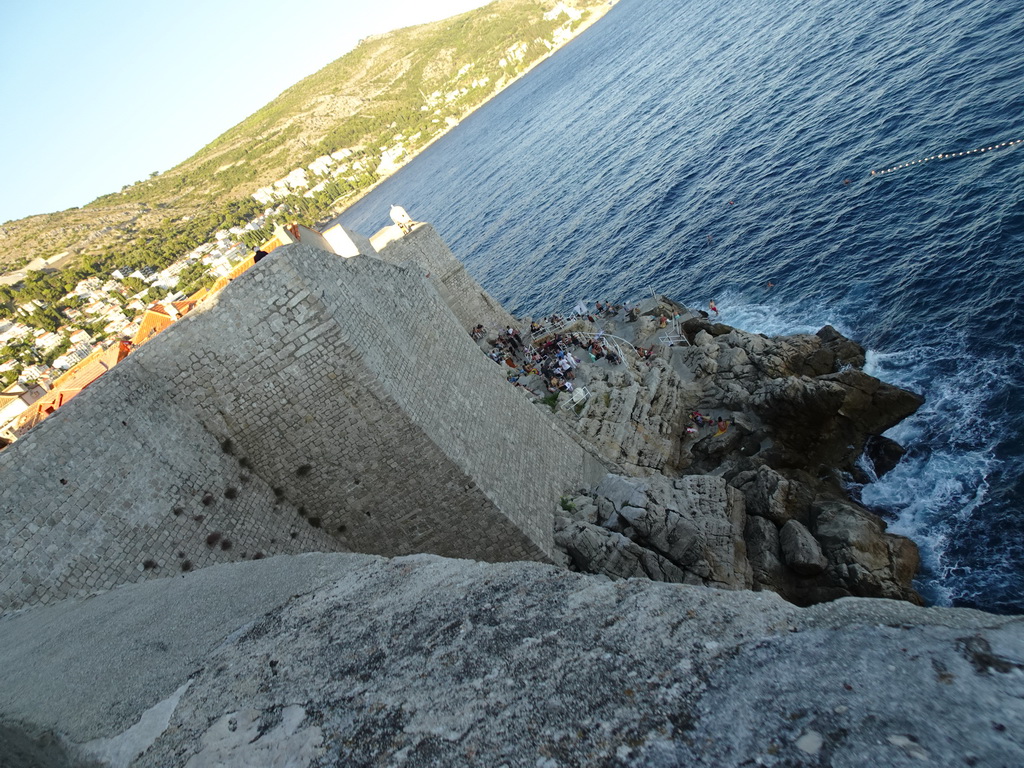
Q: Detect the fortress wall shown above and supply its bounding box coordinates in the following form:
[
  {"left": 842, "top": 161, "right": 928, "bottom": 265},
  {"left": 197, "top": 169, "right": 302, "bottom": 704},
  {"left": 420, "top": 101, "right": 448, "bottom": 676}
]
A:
[
  {"left": 132, "top": 244, "right": 588, "bottom": 561},
  {"left": 274, "top": 245, "right": 596, "bottom": 555},
  {"left": 373, "top": 224, "right": 519, "bottom": 333},
  {"left": 0, "top": 353, "right": 343, "bottom": 615},
  {"left": 130, "top": 251, "right": 548, "bottom": 563},
  {"left": 0, "top": 236, "right": 595, "bottom": 614}
]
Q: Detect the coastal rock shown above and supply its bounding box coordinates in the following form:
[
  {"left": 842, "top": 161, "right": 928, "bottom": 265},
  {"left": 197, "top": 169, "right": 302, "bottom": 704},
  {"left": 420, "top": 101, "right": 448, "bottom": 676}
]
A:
[
  {"left": 865, "top": 434, "right": 908, "bottom": 478},
  {"left": 569, "top": 358, "right": 683, "bottom": 473},
  {"left": 689, "top": 418, "right": 747, "bottom": 469},
  {"left": 737, "top": 465, "right": 793, "bottom": 525},
  {"left": 554, "top": 517, "right": 687, "bottom": 583},
  {"left": 750, "top": 369, "right": 922, "bottom": 473},
  {"left": 751, "top": 375, "right": 848, "bottom": 435},
  {"left": 594, "top": 473, "right": 648, "bottom": 511},
  {"left": 779, "top": 519, "right": 828, "bottom": 576},
  {"left": 813, "top": 500, "right": 921, "bottom": 603},
  {"left": 618, "top": 503, "right": 705, "bottom": 566},
  {"left": 817, "top": 324, "right": 867, "bottom": 368},
  {"left": 546, "top": 310, "right": 922, "bottom": 605},
  {"left": 824, "top": 368, "right": 925, "bottom": 435},
  {"left": 744, "top": 515, "right": 786, "bottom": 588},
  {"left": 557, "top": 474, "right": 751, "bottom": 590},
  {"left": 1, "top": 554, "right": 1021, "bottom": 768}
]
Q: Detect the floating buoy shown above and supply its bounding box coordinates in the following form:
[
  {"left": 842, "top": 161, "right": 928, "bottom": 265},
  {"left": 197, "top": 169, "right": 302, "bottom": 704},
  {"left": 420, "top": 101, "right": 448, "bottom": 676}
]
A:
[{"left": 870, "top": 136, "right": 1022, "bottom": 176}]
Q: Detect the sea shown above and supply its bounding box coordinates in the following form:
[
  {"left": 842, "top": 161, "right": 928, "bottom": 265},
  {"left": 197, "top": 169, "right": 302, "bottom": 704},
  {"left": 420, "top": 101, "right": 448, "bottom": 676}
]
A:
[{"left": 337, "top": 0, "right": 1024, "bottom": 614}]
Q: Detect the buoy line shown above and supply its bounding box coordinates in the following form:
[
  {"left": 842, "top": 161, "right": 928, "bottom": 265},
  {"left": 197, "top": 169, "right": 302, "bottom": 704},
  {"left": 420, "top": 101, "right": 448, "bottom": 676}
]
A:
[{"left": 870, "top": 138, "right": 1023, "bottom": 176}]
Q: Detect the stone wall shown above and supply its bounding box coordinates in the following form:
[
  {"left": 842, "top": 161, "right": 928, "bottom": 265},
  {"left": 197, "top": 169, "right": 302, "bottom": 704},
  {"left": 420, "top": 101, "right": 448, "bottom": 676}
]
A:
[
  {"left": 372, "top": 223, "right": 519, "bottom": 333},
  {"left": 0, "top": 240, "right": 598, "bottom": 614},
  {"left": 0, "top": 354, "right": 342, "bottom": 614}
]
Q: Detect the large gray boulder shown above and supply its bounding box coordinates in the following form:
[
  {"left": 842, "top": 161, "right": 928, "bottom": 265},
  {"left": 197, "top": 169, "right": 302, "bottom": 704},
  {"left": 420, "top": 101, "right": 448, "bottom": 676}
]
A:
[
  {"left": 555, "top": 517, "right": 688, "bottom": 583},
  {"left": 779, "top": 519, "right": 828, "bottom": 576},
  {"left": 0, "top": 553, "right": 1020, "bottom": 768},
  {"left": 813, "top": 500, "right": 922, "bottom": 603},
  {"left": 557, "top": 474, "right": 752, "bottom": 590}
]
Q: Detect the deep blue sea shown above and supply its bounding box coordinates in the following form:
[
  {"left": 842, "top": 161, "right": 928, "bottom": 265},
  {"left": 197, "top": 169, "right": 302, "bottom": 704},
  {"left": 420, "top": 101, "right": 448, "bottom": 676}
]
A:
[{"left": 337, "top": 0, "right": 1024, "bottom": 614}]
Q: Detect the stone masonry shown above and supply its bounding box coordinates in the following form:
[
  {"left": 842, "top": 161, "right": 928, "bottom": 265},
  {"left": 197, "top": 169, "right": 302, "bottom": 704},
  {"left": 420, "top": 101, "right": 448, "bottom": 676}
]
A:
[
  {"left": 0, "top": 232, "right": 601, "bottom": 614},
  {"left": 371, "top": 223, "right": 519, "bottom": 334}
]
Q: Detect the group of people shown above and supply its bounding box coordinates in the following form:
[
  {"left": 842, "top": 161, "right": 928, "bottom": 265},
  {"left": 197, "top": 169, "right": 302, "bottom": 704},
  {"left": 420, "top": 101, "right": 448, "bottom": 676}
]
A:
[
  {"left": 585, "top": 331, "right": 622, "bottom": 365},
  {"left": 593, "top": 300, "right": 623, "bottom": 318},
  {"left": 482, "top": 326, "right": 525, "bottom": 365},
  {"left": 685, "top": 410, "right": 729, "bottom": 439},
  {"left": 520, "top": 332, "right": 584, "bottom": 393},
  {"left": 471, "top": 315, "right": 630, "bottom": 398}
]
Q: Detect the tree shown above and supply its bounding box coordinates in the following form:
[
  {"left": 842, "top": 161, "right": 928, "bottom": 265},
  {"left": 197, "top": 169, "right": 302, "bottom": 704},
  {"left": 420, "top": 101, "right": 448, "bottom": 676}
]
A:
[
  {"left": 0, "top": 365, "right": 22, "bottom": 389},
  {"left": 2, "top": 335, "right": 39, "bottom": 365},
  {"left": 0, "top": 286, "right": 15, "bottom": 318},
  {"left": 41, "top": 335, "right": 71, "bottom": 366},
  {"left": 23, "top": 306, "right": 65, "bottom": 333},
  {"left": 176, "top": 262, "right": 216, "bottom": 297},
  {"left": 122, "top": 276, "right": 148, "bottom": 294}
]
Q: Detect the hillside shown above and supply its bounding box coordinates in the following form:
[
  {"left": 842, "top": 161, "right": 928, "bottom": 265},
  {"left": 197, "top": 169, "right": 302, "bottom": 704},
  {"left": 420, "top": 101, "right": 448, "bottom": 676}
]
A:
[{"left": 0, "top": 0, "right": 610, "bottom": 273}]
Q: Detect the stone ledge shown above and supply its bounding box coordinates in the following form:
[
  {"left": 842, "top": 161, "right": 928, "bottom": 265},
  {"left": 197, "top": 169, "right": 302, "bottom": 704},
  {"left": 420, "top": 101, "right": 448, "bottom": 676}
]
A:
[{"left": 0, "top": 553, "right": 1019, "bottom": 767}]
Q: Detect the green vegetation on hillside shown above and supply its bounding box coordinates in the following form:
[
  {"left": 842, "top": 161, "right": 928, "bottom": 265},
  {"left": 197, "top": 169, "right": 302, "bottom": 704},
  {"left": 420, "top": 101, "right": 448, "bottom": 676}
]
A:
[{"left": 1, "top": 0, "right": 606, "bottom": 283}]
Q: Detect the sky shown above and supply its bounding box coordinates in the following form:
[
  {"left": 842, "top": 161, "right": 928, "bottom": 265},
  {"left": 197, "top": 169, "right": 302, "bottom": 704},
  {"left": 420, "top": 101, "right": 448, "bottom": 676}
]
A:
[{"left": 0, "top": 0, "right": 491, "bottom": 224}]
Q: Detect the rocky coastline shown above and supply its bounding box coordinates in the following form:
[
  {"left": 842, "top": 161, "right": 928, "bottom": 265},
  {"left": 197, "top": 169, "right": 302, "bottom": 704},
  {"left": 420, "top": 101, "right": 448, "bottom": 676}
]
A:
[
  {"left": 505, "top": 296, "right": 924, "bottom": 607},
  {"left": 4, "top": 252, "right": 1023, "bottom": 768}
]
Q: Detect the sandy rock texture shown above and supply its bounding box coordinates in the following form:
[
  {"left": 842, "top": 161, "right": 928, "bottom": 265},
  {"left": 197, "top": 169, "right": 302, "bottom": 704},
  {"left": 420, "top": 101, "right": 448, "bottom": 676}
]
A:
[{"left": 1, "top": 553, "right": 1021, "bottom": 768}]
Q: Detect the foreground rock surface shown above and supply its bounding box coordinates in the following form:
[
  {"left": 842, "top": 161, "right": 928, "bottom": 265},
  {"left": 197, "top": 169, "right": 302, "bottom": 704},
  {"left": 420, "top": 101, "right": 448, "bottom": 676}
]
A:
[{"left": 1, "top": 553, "right": 1021, "bottom": 768}]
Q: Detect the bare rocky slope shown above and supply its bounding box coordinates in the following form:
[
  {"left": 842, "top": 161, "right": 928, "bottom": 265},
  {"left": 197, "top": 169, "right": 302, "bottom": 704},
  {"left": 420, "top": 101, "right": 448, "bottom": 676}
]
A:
[
  {"left": 0, "top": 553, "right": 1021, "bottom": 767},
  {"left": 0, "top": 0, "right": 609, "bottom": 269}
]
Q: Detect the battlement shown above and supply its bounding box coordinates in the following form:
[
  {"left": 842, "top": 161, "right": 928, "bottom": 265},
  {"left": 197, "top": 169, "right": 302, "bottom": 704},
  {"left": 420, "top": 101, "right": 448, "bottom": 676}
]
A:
[{"left": 0, "top": 229, "right": 600, "bottom": 614}]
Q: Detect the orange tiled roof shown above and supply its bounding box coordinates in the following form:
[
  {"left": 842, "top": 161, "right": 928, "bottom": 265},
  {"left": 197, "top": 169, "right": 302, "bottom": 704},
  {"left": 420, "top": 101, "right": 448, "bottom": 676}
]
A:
[
  {"left": 132, "top": 306, "right": 175, "bottom": 346},
  {"left": 12, "top": 341, "right": 131, "bottom": 434},
  {"left": 130, "top": 288, "right": 211, "bottom": 347},
  {"left": 262, "top": 236, "right": 286, "bottom": 253},
  {"left": 211, "top": 255, "right": 256, "bottom": 294},
  {"left": 183, "top": 286, "right": 210, "bottom": 306}
]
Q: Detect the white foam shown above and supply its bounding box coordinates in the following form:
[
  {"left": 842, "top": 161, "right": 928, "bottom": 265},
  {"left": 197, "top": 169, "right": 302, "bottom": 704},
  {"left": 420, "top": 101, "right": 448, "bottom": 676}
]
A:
[
  {"left": 857, "top": 335, "right": 1019, "bottom": 604},
  {"left": 677, "top": 293, "right": 854, "bottom": 339},
  {"left": 712, "top": 302, "right": 1017, "bottom": 606}
]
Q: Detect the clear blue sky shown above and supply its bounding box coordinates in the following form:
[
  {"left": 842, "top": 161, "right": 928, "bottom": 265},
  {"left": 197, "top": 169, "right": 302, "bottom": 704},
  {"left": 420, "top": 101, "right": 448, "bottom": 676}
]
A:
[{"left": 0, "top": 0, "right": 490, "bottom": 224}]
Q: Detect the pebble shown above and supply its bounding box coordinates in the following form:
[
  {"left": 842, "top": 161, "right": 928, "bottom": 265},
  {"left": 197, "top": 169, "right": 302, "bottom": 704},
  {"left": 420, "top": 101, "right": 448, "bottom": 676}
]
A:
[{"left": 795, "top": 730, "right": 824, "bottom": 754}]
